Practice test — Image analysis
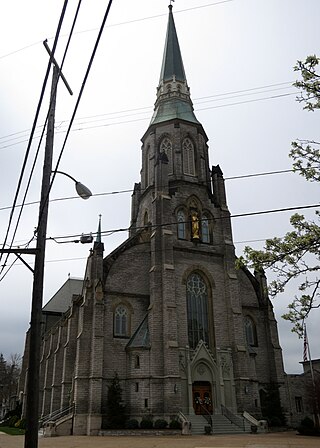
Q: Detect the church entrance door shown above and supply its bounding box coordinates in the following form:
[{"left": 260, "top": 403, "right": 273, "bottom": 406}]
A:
[{"left": 192, "top": 381, "right": 213, "bottom": 415}]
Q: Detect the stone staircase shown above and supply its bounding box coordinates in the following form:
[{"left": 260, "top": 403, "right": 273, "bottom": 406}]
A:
[
  {"left": 187, "top": 413, "right": 251, "bottom": 435},
  {"left": 212, "top": 413, "right": 248, "bottom": 434},
  {"left": 187, "top": 414, "right": 209, "bottom": 434}
]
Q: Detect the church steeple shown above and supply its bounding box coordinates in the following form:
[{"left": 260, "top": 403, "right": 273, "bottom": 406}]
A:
[
  {"left": 95, "top": 214, "right": 102, "bottom": 243},
  {"left": 159, "top": 4, "right": 186, "bottom": 84},
  {"left": 150, "top": 4, "right": 199, "bottom": 126}
]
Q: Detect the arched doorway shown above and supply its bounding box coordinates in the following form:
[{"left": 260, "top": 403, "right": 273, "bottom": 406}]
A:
[{"left": 192, "top": 381, "right": 213, "bottom": 415}]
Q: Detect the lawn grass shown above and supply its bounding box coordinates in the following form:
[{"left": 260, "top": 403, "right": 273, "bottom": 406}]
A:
[{"left": 0, "top": 426, "right": 25, "bottom": 435}]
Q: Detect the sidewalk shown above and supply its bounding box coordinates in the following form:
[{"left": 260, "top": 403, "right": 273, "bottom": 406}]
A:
[{"left": 0, "top": 431, "right": 319, "bottom": 448}]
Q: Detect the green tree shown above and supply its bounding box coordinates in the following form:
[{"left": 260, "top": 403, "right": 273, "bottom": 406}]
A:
[
  {"left": 237, "top": 55, "right": 320, "bottom": 337},
  {"left": 106, "top": 373, "right": 126, "bottom": 429},
  {"left": 0, "top": 353, "right": 21, "bottom": 415}
]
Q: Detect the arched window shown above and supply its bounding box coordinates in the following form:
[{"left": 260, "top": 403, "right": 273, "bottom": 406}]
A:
[
  {"left": 144, "top": 211, "right": 149, "bottom": 226},
  {"left": 187, "top": 273, "right": 209, "bottom": 349},
  {"left": 160, "top": 137, "right": 173, "bottom": 174},
  {"left": 114, "top": 305, "right": 129, "bottom": 337},
  {"left": 182, "top": 138, "right": 195, "bottom": 176},
  {"left": 177, "top": 210, "right": 186, "bottom": 239},
  {"left": 201, "top": 214, "right": 210, "bottom": 243},
  {"left": 244, "top": 316, "right": 258, "bottom": 347}
]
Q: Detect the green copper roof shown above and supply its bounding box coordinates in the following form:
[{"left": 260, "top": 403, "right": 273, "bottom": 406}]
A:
[
  {"left": 126, "top": 314, "right": 150, "bottom": 349},
  {"left": 159, "top": 5, "right": 186, "bottom": 82},
  {"left": 149, "top": 5, "right": 200, "bottom": 126},
  {"left": 151, "top": 98, "right": 200, "bottom": 125}
]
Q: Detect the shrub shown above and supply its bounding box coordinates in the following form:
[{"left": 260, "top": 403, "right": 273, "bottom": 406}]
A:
[
  {"left": 169, "top": 419, "right": 181, "bottom": 429},
  {"left": 8, "top": 415, "right": 19, "bottom": 427},
  {"left": 300, "top": 417, "right": 314, "bottom": 429},
  {"left": 269, "top": 416, "right": 282, "bottom": 427},
  {"left": 125, "top": 419, "right": 139, "bottom": 429},
  {"left": 18, "top": 418, "right": 26, "bottom": 429},
  {"left": 154, "top": 419, "right": 168, "bottom": 429},
  {"left": 106, "top": 373, "right": 126, "bottom": 428},
  {"left": 140, "top": 417, "right": 153, "bottom": 429},
  {"left": 297, "top": 417, "right": 320, "bottom": 436}
]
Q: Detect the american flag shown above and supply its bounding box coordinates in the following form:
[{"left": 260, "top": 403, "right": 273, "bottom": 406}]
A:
[{"left": 303, "top": 323, "right": 308, "bottom": 362}]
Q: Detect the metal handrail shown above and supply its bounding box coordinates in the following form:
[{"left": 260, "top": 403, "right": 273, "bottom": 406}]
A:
[
  {"left": 221, "top": 404, "right": 245, "bottom": 431},
  {"left": 198, "top": 403, "right": 213, "bottom": 429},
  {"left": 39, "top": 404, "right": 74, "bottom": 427}
]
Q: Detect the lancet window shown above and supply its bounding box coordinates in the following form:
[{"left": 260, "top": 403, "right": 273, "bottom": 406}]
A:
[
  {"left": 177, "top": 210, "right": 186, "bottom": 239},
  {"left": 244, "top": 316, "right": 258, "bottom": 347},
  {"left": 182, "top": 138, "right": 195, "bottom": 175},
  {"left": 160, "top": 137, "right": 173, "bottom": 174},
  {"left": 187, "top": 273, "right": 209, "bottom": 349},
  {"left": 114, "top": 305, "right": 129, "bottom": 337},
  {"left": 201, "top": 214, "right": 210, "bottom": 243}
]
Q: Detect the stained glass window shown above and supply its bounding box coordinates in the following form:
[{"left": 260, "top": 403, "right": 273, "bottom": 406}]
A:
[{"left": 187, "top": 273, "right": 209, "bottom": 348}]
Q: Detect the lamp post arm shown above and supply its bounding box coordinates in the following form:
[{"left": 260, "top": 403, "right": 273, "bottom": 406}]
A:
[
  {"left": 53, "top": 170, "right": 77, "bottom": 183},
  {"left": 52, "top": 170, "right": 92, "bottom": 199}
]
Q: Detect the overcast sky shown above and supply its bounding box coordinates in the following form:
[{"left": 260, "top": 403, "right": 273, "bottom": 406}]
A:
[{"left": 0, "top": 0, "right": 319, "bottom": 373}]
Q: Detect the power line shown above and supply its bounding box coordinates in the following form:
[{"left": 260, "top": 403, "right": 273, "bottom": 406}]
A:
[
  {"left": 1, "top": 235, "right": 273, "bottom": 271},
  {"left": 2, "top": 202, "right": 318, "bottom": 277},
  {"left": 0, "top": 2, "right": 70, "bottom": 276},
  {"left": 0, "top": 81, "right": 295, "bottom": 149},
  {"left": 47, "top": 203, "right": 320, "bottom": 243},
  {"left": 0, "top": 1, "right": 84, "bottom": 281},
  {"left": 0, "top": 90, "right": 297, "bottom": 151},
  {"left": 0, "top": 167, "right": 297, "bottom": 213},
  {"left": 0, "top": 1, "right": 235, "bottom": 60}
]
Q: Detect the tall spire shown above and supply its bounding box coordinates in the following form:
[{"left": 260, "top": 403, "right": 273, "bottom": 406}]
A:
[
  {"left": 159, "top": 4, "right": 186, "bottom": 84},
  {"left": 150, "top": 4, "right": 199, "bottom": 126},
  {"left": 96, "top": 214, "right": 102, "bottom": 243}
]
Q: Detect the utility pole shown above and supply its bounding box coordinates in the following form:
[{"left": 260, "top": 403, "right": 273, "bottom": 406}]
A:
[
  {"left": 24, "top": 64, "right": 58, "bottom": 448},
  {"left": 24, "top": 44, "right": 72, "bottom": 448}
]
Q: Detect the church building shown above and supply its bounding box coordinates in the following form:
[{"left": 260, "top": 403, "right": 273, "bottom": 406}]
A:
[{"left": 20, "top": 5, "right": 288, "bottom": 435}]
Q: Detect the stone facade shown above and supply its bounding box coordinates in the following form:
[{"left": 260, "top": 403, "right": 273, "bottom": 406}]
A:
[
  {"left": 20, "top": 6, "right": 295, "bottom": 435},
  {"left": 286, "top": 360, "right": 320, "bottom": 428}
]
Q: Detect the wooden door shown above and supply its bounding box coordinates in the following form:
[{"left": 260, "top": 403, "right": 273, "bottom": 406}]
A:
[{"left": 192, "top": 382, "right": 213, "bottom": 415}]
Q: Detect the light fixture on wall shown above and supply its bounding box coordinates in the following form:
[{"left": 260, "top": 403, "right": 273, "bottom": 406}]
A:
[{"left": 174, "top": 384, "right": 178, "bottom": 394}]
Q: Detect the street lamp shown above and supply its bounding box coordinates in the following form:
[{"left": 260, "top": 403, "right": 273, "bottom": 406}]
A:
[{"left": 53, "top": 170, "right": 92, "bottom": 200}]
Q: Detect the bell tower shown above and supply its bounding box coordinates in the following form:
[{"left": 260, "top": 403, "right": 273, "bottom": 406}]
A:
[{"left": 130, "top": 5, "right": 215, "bottom": 236}]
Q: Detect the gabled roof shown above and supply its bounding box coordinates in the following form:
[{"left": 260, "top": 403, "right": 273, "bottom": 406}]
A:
[{"left": 42, "top": 277, "right": 83, "bottom": 313}]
